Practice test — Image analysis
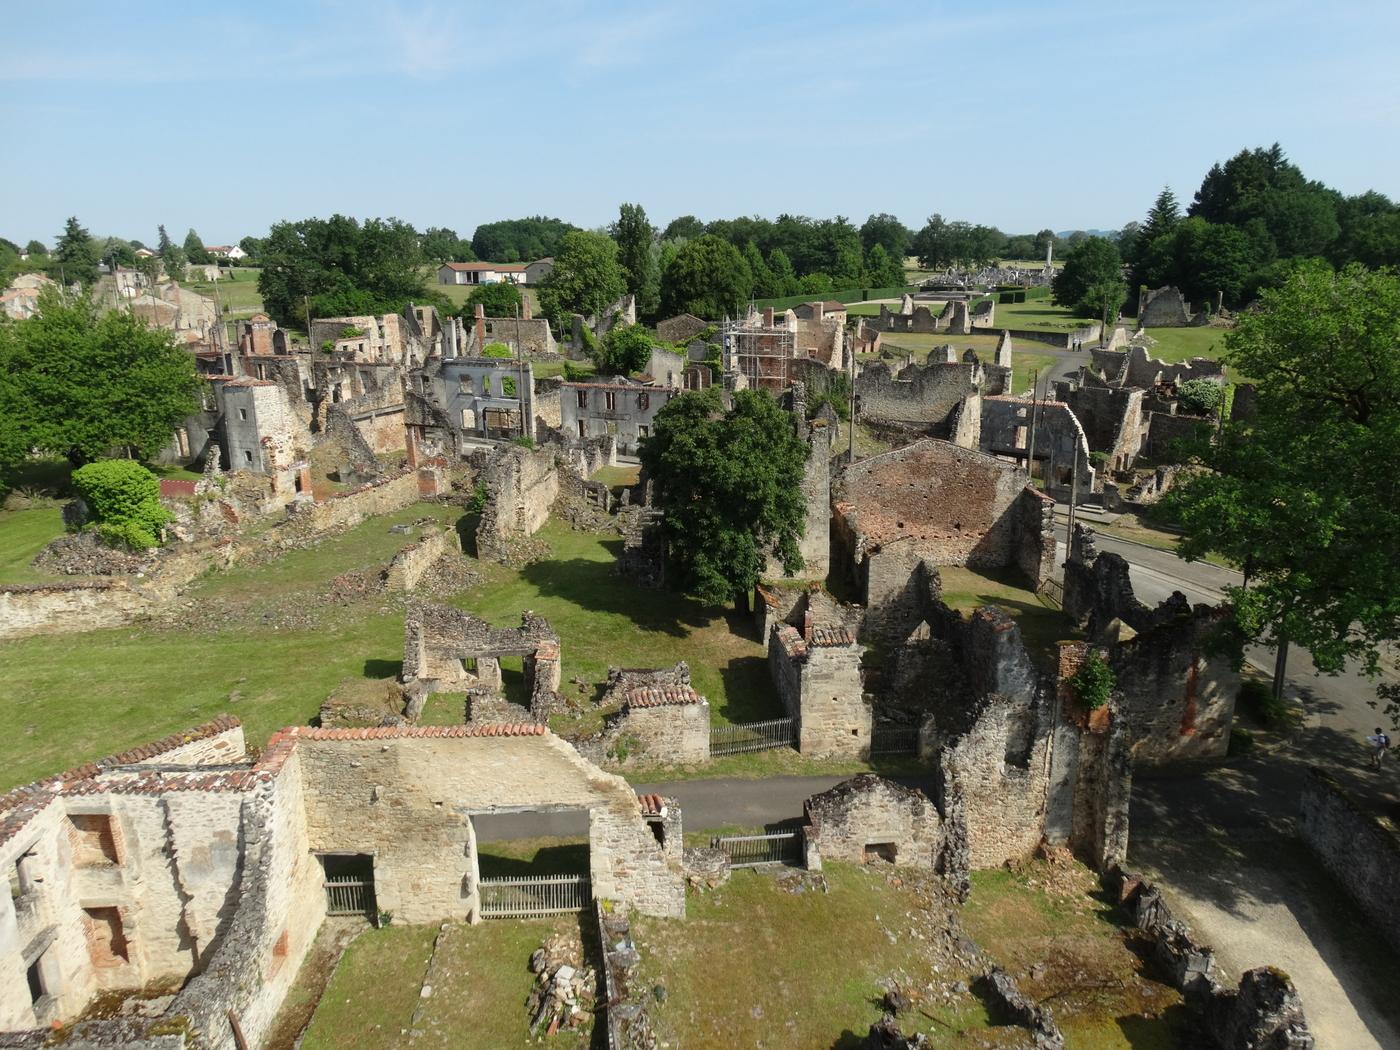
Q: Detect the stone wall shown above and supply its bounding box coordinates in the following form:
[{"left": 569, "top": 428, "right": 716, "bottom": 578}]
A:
[
  {"left": 383, "top": 526, "right": 460, "bottom": 591},
  {"left": 802, "top": 775, "right": 951, "bottom": 875},
  {"left": 1299, "top": 768, "right": 1400, "bottom": 956},
  {"left": 1120, "top": 344, "right": 1225, "bottom": 389},
  {"left": 283, "top": 469, "right": 421, "bottom": 536},
  {"left": 835, "top": 440, "right": 1052, "bottom": 610},
  {"left": 1063, "top": 527, "right": 1238, "bottom": 765},
  {"left": 768, "top": 622, "right": 869, "bottom": 757},
  {"left": 1138, "top": 286, "right": 1193, "bottom": 328},
  {"left": 475, "top": 445, "right": 559, "bottom": 561},
  {"left": 0, "top": 581, "right": 151, "bottom": 640},
  {"left": 1144, "top": 410, "right": 1213, "bottom": 459},
  {"left": 1054, "top": 380, "right": 1145, "bottom": 470},
  {"left": 977, "top": 397, "right": 1096, "bottom": 497},
  {"left": 290, "top": 727, "right": 685, "bottom": 920},
  {"left": 854, "top": 358, "right": 984, "bottom": 431}
]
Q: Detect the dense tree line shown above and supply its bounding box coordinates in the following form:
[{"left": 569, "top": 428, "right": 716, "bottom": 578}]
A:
[
  {"left": 1124, "top": 144, "right": 1400, "bottom": 308},
  {"left": 470, "top": 216, "right": 577, "bottom": 263}
]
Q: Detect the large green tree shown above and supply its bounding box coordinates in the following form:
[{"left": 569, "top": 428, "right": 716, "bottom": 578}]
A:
[
  {"left": 593, "top": 324, "right": 657, "bottom": 377},
  {"left": 537, "top": 230, "right": 628, "bottom": 330},
  {"left": 1166, "top": 262, "right": 1400, "bottom": 699},
  {"left": 256, "top": 215, "right": 428, "bottom": 325},
  {"left": 659, "top": 235, "right": 752, "bottom": 320},
  {"left": 640, "top": 387, "right": 808, "bottom": 605},
  {"left": 612, "top": 203, "right": 660, "bottom": 320},
  {"left": 859, "top": 213, "right": 912, "bottom": 263},
  {"left": 183, "top": 229, "right": 211, "bottom": 265},
  {"left": 55, "top": 216, "right": 100, "bottom": 285},
  {"left": 470, "top": 216, "right": 576, "bottom": 263},
  {"left": 864, "top": 243, "right": 905, "bottom": 289},
  {"left": 1052, "top": 237, "right": 1126, "bottom": 319},
  {"left": 462, "top": 281, "right": 523, "bottom": 318},
  {"left": 156, "top": 225, "right": 185, "bottom": 280},
  {"left": 0, "top": 289, "right": 200, "bottom": 469},
  {"left": 421, "top": 226, "right": 474, "bottom": 264}
]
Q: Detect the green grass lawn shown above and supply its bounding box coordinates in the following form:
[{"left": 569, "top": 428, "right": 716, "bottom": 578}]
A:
[
  {"left": 301, "top": 916, "right": 587, "bottom": 1050},
  {"left": 635, "top": 864, "right": 989, "bottom": 1048},
  {"left": 0, "top": 509, "right": 775, "bottom": 790},
  {"left": 530, "top": 358, "right": 593, "bottom": 380},
  {"left": 992, "top": 300, "right": 1095, "bottom": 332},
  {"left": 299, "top": 925, "right": 438, "bottom": 1050},
  {"left": 962, "top": 862, "right": 1188, "bottom": 1049},
  {"left": 0, "top": 506, "right": 67, "bottom": 585},
  {"left": 183, "top": 267, "right": 264, "bottom": 318},
  {"left": 1139, "top": 326, "right": 1232, "bottom": 365}
]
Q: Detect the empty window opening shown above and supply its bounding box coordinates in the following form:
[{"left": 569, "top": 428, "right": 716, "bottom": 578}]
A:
[
  {"left": 864, "top": 842, "right": 898, "bottom": 864},
  {"left": 577, "top": 420, "right": 587, "bottom": 439},
  {"left": 82, "top": 907, "right": 129, "bottom": 966},
  {"left": 68, "top": 814, "right": 119, "bottom": 866},
  {"left": 26, "top": 955, "right": 46, "bottom": 1006},
  {"left": 243, "top": 450, "right": 254, "bottom": 464},
  {"left": 575, "top": 389, "right": 588, "bottom": 409},
  {"left": 238, "top": 407, "right": 248, "bottom": 420},
  {"left": 647, "top": 818, "right": 667, "bottom": 848},
  {"left": 605, "top": 391, "right": 617, "bottom": 412}
]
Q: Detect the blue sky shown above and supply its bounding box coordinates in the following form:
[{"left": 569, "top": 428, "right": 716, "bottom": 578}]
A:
[{"left": 3, "top": 0, "right": 1398, "bottom": 247}]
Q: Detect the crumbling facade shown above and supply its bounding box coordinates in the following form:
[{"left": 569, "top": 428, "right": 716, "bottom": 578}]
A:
[
  {"left": 1063, "top": 525, "right": 1239, "bottom": 764},
  {"left": 976, "top": 395, "right": 1097, "bottom": 497},
  {"left": 802, "top": 775, "right": 953, "bottom": 875},
  {"left": 769, "top": 612, "right": 869, "bottom": 758},
  {"left": 474, "top": 443, "right": 561, "bottom": 560},
  {"left": 0, "top": 717, "right": 685, "bottom": 1046},
  {"left": 855, "top": 353, "right": 1009, "bottom": 438},
  {"left": 833, "top": 440, "right": 1055, "bottom": 640},
  {"left": 560, "top": 379, "right": 678, "bottom": 455}
]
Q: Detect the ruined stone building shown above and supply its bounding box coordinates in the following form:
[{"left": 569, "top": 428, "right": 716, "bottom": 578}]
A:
[
  {"left": 0, "top": 717, "right": 684, "bottom": 1047},
  {"left": 1137, "top": 286, "right": 1201, "bottom": 328},
  {"left": 975, "top": 395, "right": 1097, "bottom": 498},
  {"left": 472, "top": 443, "right": 562, "bottom": 560},
  {"left": 833, "top": 440, "right": 1055, "bottom": 641},
  {"left": 462, "top": 301, "right": 557, "bottom": 357},
  {"left": 768, "top": 606, "right": 869, "bottom": 758},
  {"left": 407, "top": 355, "right": 536, "bottom": 453},
  {"left": 655, "top": 313, "right": 709, "bottom": 345},
  {"left": 577, "top": 664, "right": 712, "bottom": 767},
  {"left": 801, "top": 776, "right": 953, "bottom": 875},
  {"left": 873, "top": 293, "right": 996, "bottom": 336},
  {"left": 1062, "top": 526, "right": 1238, "bottom": 764},
  {"left": 1051, "top": 370, "right": 1146, "bottom": 472},
  {"left": 560, "top": 379, "right": 678, "bottom": 455},
  {"left": 854, "top": 350, "right": 1009, "bottom": 441}
]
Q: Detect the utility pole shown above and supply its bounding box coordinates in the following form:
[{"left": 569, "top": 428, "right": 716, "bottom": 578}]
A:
[
  {"left": 1066, "top": 447, "right": 1080, "bottom": 571},
  {"left": 1026, "top": 368, "right": 1040, "bottom": 477},
  {"left": 516, "top": 302, "right": 527, "bottom": 441},
  {"left": 304, "top": 295, "right": 313, "bottom": 349}
]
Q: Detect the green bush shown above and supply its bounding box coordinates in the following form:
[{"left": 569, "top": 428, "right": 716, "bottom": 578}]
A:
[
  {"left": 502, "top": 375, "right": 517, "bottom": 397},
  {"left": 482, "top": 342, "right": 513, "bottom": 359},
  {"left": 511, "top": 436, "right": 535, "bottom": 449},
  {"left": 466, "top": 481, "right": 488, "bottom": 514},
  {"left": 1089, "top": 451, "right": 1110, "bottom": 468},
  {"left": 1070, "top": 649, "right": 1115, "bottom": 710},
  {"left": 72, "top": 459, "right": 170, "bottom": 549},
  {"left": 1178, "top": 378, "right": 1224, "bottom": 417}
]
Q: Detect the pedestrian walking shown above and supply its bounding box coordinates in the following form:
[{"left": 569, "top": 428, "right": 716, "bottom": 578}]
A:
[{"left": 1366, "top": 726, "right": 1391, "bottom": 769}]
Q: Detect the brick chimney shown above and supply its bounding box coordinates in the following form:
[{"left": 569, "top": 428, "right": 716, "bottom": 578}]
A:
[
  {"left": 763, "top": 307, "right": 774, "bottom": 327},
  {"left": 473, "top": 304, "right": 485, "bottom": 350},
  {"left": 802, "top": 608, "right": 813, "bottom": 643}
]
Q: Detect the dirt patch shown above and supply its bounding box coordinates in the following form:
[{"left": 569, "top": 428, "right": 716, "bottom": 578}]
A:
[{"left": 262, "top": 919, "right": 365, "bottom": 1050}]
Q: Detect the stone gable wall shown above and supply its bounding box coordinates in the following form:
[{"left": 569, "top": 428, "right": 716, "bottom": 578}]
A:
[
  {"left": 475, "top": 445, "right": 559, "bottom": 560},
  {"left": 802, "top": 776, "right": 946, "bottom": 872}
]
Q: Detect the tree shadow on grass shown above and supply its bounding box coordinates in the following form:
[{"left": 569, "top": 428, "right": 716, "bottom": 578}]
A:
[
  {"left": 519, "top": 557, "right": 715, "bottom": 638},
  {"left": 362, "top": 658, "right": 403, "bottom": 678},
  {"left": 716, "top": 656, "right": 779, "bottom": 723},
  {"left": 475, "top": 842, "right": 589, "bottom": 878}
]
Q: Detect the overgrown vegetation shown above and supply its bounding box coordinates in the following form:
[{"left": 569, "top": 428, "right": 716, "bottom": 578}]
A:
[
  {"left": 1069, "top": 649, "right": 1115, "bottom": 710},
  {"left": 71, "top": 459, "right": 170, "bottom": 550}
]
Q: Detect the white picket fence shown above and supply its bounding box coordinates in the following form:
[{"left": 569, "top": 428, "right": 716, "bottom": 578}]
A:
[{"left": 478, "top": 874, "right": 591, "bottom": 918}]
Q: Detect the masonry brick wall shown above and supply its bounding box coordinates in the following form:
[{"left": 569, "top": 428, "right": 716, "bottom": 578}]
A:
[
  {"left": 285, "top": 470, "right": 421, "bottom": 535},
  {"left": 854, "top": 358, "right": 981, "bottom": 430},
  {"left": 768, "top": 624, "right": 869, "bottom": 757},
  {"left": 384, "top": 526, "right": 459, "bottom": 591},
  {"left": 293, "top": 731, "right": 684, "bottom": 921},
  {"left": 1299, "top": 769, "right": 1400, "bottom": 956},
  {"left": 802, "top": 776, "right": 946, "bottom": 871},
  {"left": 591, "top": 700, "right": 711, "bottom": 767},
  {"left": 475, "top": 445, "right": 559, "bottom": 560}
]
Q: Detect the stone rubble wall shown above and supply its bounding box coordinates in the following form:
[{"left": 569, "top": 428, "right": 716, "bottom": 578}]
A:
[
  {"left": 801, "top": 775, "right": 949, "bottom": 875},
  {"left": 384, "top": 526, "right": 460, "bottom": 591},
  {"left": 475, "top": 445, "right": 559, "bottom": 561},
  {"left": 1299, "top": 767, "right": 1400, "bottom": 956}
]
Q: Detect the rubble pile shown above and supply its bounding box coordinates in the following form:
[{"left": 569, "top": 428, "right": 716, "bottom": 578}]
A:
[{"left": 527, "top": 931, "right": 596, "bottom": 1037}]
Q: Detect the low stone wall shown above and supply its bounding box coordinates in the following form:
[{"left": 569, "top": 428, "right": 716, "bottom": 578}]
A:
[
  {"left": 979, "top": 967, "right": 1065, "bottom": 1049},
  {"left": 1299, "top": 768, "right": 1400, "bottom": 956},
  {"left": 0, "top": 580, "right": 150, "bottom": 639},
  {"left": 997, "top": 322, "right": 1102, "bottom": 350},
  {"left": 802, "top": 775, "right": 953, "bottom": 877},
  {"left": 384, "top": 526, "right": 460, "bottom": 591},
  {"left": 595, "top": 901, "right": 656, "bottom": 1050},
  {"left": 284, "top": 469, "right": 421, "bottom": 535},
  {"left": 1108, "top": 869, "right": 1315, "bottom": 1048}
]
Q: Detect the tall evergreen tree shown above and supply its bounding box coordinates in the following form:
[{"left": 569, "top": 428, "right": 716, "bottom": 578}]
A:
[
  {"left": 156, "top": 224, "right": 184, "bottom": 280},
  {"left": 183, "top": 229, "right": 210, "bottom": 265},
  {"left": 54, "top": 216, "right": 99, "bottom": 285},
  {"left": 612, "top": 203, "right": 660, "bottom": 320}
]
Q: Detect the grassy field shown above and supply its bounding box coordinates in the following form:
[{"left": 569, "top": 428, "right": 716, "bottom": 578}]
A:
[
  {"left": 636, "top": 864, "right": 989, "bottom": 1048},
  {"left": 0, "top": 508, "right": 777, "bottom": 790},
  {"left": 0, "top": 506, "right": 66, "bottom": 584},
  {"left": 183, "top": 267, "right": 264, "bottom": 318},
  {"left": 300, "top": 915, "right": 588, "bottom": 1049},
  {"left": 1139, "top": 326, "right": 1232, "bottom": 365},
  {"left": 992, "top": 300, "right": 1095, "bottom": 332},
  {"left": 962, "top": 862, "right": 1187, "bottom": 1049}
]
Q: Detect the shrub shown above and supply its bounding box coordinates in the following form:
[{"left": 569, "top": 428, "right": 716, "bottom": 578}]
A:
[
  {"left": 338, "top": 325, "right": 363, "bottom": 339},
  {"left": 1069, "top": 649, "right": 1115, "bottom": 710},
  {"left": 502, "top": 375, "right": 517, "bottom": 397},
  {"left": 71, "top": 459, "right": 170, "bottom": 549},
  {"left": 482, "top": 342, "right": 513, "bottom": 359},
  {"left": 1089, "top": 451, "right": 1110, "bottom": 468},
  {"left": 465, "top": 481, "right": 488, "bottom": 514},
  {"left": 511, "top": 436, "right": 535, "bottom": 449},
  {"left": 1178, "top": 378, "right": 1224, "bottom": 417}
]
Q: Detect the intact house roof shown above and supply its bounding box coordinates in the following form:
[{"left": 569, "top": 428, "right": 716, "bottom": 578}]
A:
[{"left": 441, "top": 262, "right": 529, "bottom": 272}]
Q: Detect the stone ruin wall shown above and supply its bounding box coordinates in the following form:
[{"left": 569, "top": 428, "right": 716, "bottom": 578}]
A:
[
  {"left": 854, "top": 359, "right": 980, "bottom": 430},
  {"left": 1299, "top": 768, "right": 1400, "bottom": 957},
  {"left": 767, "top": 623, "right": 870, "bottom": 758},
  {"left": 475, "top": 445, "right": 559, "bottom": 560},
  {"left": 292, "top": 730, "right": 685, "bottom": 921},
  {"left": 1137, "top": 286, "right": 1193, "bottom": 328},
  {"left": 802, "top": 775, "right": 949, "bottom": 874},
  {"left": 383, "top": 525, "right": 460, "bottom": 591}
]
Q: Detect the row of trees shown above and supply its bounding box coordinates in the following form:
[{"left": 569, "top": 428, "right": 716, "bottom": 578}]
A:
[{"left": 1123, "top": 144, "right": 1400, "bottom": 307}]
